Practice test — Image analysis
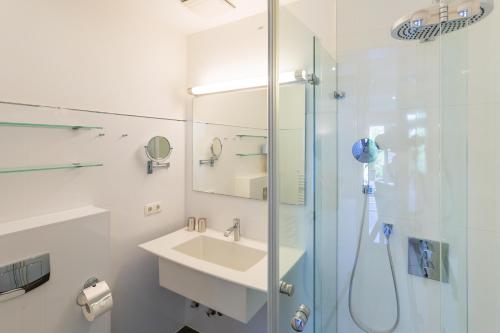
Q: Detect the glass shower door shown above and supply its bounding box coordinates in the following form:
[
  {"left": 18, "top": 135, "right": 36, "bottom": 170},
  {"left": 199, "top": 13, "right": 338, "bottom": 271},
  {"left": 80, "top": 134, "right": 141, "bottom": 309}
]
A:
[
  {"left": 269, "top": 4, "right": 338, "bottom": 330},
  {"left": 313, "top": 39, "right": 339, "bottom": 333}
]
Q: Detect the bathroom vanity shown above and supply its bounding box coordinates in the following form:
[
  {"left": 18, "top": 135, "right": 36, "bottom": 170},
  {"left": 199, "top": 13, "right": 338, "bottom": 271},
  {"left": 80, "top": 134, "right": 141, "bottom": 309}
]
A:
[{"left": 140, "top": 228, "right": 303, "bottom": 323}]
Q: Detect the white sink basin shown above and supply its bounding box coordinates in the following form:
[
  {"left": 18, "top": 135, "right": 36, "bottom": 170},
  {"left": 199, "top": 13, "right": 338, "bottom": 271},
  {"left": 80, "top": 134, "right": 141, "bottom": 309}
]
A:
[
  {"left": 173, "top": 236, "right": 267, "bottom": 272},
  {"left": 139, "top": 228, "right": 303, "bottom": 323}
]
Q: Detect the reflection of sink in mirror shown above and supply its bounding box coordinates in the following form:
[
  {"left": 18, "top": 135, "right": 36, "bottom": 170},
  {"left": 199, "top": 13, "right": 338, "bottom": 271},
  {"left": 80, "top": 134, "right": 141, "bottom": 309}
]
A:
[{"left": 173, "top": 235, "right": 266, "bottom": 272}]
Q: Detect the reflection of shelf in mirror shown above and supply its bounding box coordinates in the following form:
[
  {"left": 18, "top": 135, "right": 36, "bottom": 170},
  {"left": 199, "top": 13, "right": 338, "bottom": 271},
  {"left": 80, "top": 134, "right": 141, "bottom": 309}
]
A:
[
  {"left": 0, "top": 163, "right": 104, "bottom": 174},
  {"left": 236, "top": 135, "right": 267, "bottom": 139},
  {"left": 235, "top": 153, "right": 267, "bottom": 157},
  {"left": 0, "top": 122, "right": 103, "bottom": 130}
]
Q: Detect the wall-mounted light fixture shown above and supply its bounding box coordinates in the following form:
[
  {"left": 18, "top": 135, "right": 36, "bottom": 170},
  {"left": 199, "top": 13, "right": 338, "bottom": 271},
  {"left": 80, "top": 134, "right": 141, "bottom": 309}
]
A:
[{"left": 188, "top": 70, "right": 311, "bottom": 96}]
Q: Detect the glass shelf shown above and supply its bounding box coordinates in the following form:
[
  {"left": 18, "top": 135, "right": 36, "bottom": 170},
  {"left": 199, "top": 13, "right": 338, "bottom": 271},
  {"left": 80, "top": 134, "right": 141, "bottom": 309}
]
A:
[
  {"left": 0, "top": 122, "right": 103, "bottom": 130},
  {"left": 236, "top": 134, "right": 267, "bottom": 139},
  {"left": 235, "top": 153, "right": 267, "bottom": 157},
  {"left": 0, "top": 163, "right": 104, "bottom": 174}
]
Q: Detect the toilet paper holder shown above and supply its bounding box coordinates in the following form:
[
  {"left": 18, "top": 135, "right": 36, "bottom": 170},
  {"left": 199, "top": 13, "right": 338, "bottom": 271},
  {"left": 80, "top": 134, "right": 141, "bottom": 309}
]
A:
[{"left": 76, "top": 277, "right": 100, "bottom": 306}]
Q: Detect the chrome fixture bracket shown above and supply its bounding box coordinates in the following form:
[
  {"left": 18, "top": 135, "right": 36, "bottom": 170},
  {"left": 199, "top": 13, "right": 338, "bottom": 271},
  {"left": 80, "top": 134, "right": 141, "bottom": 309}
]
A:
[
  {"left": 334, "top": 91, "right": 346, "bottom": 100},
  {"left": 279, "top": 280, "right": 295, "bottom": 297},
  {"left": 76, "top": 277, "right": 100, "bottom": 306},
  {"left": 362, "top": 184, "right": 375, "bottom": 195},
  {"left": 0, "top": 253, "right": 51, "bottom": 303},
  {"left": 199, "top": 157, "right": 218, "bottom": 167},
  {"left": 408, "top": 238, "right": 449, "bottom": 282},
  {"left": 306, "top": 73, "right": 319, "bottom": 85},
  {"left": 145, "top": 145, "right": 172, "bottom": 174}
]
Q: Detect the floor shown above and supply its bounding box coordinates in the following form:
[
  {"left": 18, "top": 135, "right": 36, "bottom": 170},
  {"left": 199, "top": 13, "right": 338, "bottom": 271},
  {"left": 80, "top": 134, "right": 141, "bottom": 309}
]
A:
[{"left": 177, "top": 327, "right": 200, "bottom": 333}]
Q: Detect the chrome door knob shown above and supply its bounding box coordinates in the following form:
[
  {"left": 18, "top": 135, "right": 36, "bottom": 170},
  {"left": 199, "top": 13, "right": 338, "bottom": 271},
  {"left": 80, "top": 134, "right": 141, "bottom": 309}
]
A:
[{"left": 291, "top": 304, "right": 310, "bottom": 332}]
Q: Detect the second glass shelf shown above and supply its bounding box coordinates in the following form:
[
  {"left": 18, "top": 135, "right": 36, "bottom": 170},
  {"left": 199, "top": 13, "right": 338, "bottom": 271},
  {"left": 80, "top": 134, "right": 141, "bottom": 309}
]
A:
[
  {"left": 0, "top": 163, "right": 104, "bottom": 174},
  {"left": 235, "top": 153, "right": 267, "bottom": 157},
  {"left": 236, "top": 134, "right": 267, "bottom": 139}
]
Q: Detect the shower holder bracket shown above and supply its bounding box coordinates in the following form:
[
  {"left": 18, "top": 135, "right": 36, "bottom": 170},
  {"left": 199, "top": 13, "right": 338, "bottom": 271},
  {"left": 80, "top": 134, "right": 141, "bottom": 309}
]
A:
[
  {"left": 408, "top": 237, "right": 449, "bottom": 283},
  {"left": 333, "top": 91, "right": 346, "bottom": 100}
]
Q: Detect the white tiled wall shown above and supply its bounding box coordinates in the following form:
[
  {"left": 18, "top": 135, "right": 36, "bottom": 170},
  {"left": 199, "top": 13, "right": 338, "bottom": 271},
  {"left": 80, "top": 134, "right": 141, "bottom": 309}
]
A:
[
  {"left": 337, "top": 0, "right": 500, "bottom": 332},
  {"left": 466, "top": 3, "right": 500, "bottom": 331}
]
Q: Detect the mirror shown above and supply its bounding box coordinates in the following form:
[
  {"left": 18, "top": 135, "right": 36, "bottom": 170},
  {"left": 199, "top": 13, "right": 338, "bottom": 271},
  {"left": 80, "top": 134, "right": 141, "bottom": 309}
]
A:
[
  {"left": 146, "top": 136, "right": 172, "bottom": 161},
  {"left": 145, "top": 136, "right": 172, "bottom": 174},
  {"left": 211, "top": 137, "right": 223, "bottom": 158},
  {"left": 192, "top": 84, "right": 306, "bottom": 203}
]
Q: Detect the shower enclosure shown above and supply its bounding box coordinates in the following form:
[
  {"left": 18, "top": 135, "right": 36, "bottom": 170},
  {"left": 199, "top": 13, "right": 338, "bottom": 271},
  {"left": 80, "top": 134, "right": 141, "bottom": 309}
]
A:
[{"left": 267, "top": 0, "right": 494, "bottom": 331}]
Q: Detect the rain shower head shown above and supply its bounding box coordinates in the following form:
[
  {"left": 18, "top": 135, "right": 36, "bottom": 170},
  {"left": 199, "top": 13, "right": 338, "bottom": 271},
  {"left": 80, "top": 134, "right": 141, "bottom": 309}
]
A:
[
  {"left": 392, "top": 0, "right": 494, "bottom": 42},
  {"left": 352, "top": 138, "right": 380, "bottom": 164}
]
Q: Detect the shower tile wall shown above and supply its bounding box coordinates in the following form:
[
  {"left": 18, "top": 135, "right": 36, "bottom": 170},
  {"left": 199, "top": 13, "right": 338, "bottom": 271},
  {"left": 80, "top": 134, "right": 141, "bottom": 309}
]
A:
[
  {"left": 337, "top": 0, "right": 499, "bottom": 332},
  {"left": 466, "top": 3, "right": 500, "bottom": 332}
]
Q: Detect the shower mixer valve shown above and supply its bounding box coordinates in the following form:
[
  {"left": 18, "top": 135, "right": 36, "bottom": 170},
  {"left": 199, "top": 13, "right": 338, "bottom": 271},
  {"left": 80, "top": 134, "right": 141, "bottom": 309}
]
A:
[{"left": 408, "top": 237, "right": 449, "bottom": 283}]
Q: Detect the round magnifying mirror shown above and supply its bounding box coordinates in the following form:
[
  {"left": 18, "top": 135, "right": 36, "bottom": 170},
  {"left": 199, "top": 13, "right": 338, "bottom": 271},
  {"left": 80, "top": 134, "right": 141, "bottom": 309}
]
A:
[
  {"left": 146, "top": 136, "right": 172, "bottom": 161},
  {"left": 211, "top": 137, "right": 223, "bottom": 158}
]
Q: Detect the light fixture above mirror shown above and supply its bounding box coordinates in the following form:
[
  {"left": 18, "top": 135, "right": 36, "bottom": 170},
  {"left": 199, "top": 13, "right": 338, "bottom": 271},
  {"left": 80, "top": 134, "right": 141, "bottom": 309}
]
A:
[{"left": 188, "top": 69, "right": 312, "bottom": 96}]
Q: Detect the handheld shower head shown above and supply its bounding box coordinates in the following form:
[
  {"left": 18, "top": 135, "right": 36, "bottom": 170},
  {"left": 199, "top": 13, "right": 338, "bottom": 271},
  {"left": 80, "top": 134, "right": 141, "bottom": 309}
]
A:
[{"left": 352, "top": 138, "right": 380, "bottom": 164}]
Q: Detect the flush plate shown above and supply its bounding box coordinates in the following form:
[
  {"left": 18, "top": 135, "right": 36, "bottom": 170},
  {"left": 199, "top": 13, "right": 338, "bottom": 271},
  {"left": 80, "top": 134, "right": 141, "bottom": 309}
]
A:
[
  {"left": 0, "top": 253, "right": 50, "bottom": 303},
  {"left": 408, "top": 238, "right": 449, "bottom": 283}
]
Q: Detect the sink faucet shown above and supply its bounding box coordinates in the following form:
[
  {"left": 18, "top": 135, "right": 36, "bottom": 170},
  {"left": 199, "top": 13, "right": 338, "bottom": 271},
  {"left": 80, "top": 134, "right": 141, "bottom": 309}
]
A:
[{"left": 224, "top": 218, "right": 241, "bottom": 241}]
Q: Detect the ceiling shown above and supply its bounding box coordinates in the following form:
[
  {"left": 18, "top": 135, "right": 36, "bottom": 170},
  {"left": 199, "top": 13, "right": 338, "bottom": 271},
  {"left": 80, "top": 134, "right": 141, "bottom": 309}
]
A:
[
  {"left": 157, "top": 0, "right": 301, "bottom": 35},
  {"left": 161, "top": 0, "right": 268, "bottom": 34}
]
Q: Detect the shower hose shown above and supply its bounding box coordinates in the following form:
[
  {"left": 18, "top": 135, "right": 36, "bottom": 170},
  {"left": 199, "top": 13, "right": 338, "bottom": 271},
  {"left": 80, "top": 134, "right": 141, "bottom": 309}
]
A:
[{"left": 348, "top": 193, "right": 400, "bottom": 333}]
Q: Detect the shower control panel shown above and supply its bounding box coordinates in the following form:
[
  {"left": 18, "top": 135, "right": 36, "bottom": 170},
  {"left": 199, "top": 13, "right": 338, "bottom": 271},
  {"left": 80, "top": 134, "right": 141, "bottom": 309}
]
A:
[{"left": 408, "top": 238, "right": 449, "bottom": 283}]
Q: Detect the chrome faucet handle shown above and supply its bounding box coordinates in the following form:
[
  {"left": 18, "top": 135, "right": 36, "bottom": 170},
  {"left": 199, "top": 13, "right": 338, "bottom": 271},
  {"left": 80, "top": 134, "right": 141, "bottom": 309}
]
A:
[
  {"left": 224, "top": 218, "right": 241, "bottom": 241},
  {"left": 224, "top": 227, "right": 234, "bottom": 237}
]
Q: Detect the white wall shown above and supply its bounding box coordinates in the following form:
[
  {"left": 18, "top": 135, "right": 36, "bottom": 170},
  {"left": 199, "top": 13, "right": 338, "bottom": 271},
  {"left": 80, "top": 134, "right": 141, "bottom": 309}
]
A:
[
  {"left": 0, "top": 0, "right": 187, "bottom": 120},
  {"left": 0, "top": 1, "right": 189, "bottom": 333}
]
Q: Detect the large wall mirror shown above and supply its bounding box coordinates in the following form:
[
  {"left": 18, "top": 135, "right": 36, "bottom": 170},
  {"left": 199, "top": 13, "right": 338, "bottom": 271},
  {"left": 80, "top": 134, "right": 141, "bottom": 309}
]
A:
[{"left": 192, "top": 84, "right": 306, "bottom": 204}]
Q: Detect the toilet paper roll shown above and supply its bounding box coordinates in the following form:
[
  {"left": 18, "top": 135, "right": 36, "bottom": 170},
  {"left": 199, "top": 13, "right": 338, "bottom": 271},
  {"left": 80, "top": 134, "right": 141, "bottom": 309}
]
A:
[{"left": 79, "top": 281, "right": 113, "bottom": 322}]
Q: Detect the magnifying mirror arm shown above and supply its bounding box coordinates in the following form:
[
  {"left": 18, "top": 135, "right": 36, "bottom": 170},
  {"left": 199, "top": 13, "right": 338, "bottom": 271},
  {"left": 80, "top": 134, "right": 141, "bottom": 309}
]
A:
[
  {"left": 199, "top": 156, "right": 218, "bottom": 167},
  {"left": 147, "top": 160, "right": 171, "bottom": 174},
  {"left": 145, "top": 145, "right": 171, "bottom": 174}
]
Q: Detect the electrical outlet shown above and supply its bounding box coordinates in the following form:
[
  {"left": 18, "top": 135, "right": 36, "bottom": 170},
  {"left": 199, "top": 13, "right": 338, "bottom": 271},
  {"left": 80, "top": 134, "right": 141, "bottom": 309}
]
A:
[{"left": 144, "top": 201, "right": 162, "bottom": 216}]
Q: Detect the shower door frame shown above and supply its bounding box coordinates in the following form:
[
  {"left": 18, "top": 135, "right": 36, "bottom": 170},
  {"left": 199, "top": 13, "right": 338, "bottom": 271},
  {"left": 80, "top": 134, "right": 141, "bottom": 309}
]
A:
[{"left": 267, "top": 1, "right": 280, "bottom": 333}]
